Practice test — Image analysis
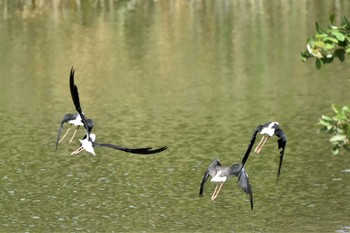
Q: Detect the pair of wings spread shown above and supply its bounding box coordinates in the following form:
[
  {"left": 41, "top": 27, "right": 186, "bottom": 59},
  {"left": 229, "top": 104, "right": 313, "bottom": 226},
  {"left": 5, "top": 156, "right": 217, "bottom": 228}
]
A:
[
  {"left": 199, "top": 160, "right": 254, "bottom": 210},
  {"left": 57, "top": 68, "right": 167, "bottom": 155},
  {"left": 199, "top": 123, "right": 287, "bottom": 209},
  {"left": 241, "top": 123, "right": 287, "bottom": 177}
]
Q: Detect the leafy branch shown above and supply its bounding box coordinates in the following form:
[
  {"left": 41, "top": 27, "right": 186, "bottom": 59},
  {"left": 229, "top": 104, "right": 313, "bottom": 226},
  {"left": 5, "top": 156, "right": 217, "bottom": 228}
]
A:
[
  {"left": 302, "top": 15, "right": 350, "bottom": 154},
  {"left": 319, "top": 105, "right": 350, "bottom": 154},
  {"left": 301, "top": 15, "right": 350, "bottom": 69}
]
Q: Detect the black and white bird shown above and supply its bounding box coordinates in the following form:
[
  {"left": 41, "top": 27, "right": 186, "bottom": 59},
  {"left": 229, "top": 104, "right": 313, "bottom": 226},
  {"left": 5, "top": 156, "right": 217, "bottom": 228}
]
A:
[
  {"left": 199, "top": 159, "right": 253, "bottom": 210},
  {"left": 68, "top": 67, "right": 168, "bottom": 156},
  {"left": 240, "top": 122, "right": 287, "bottom": 178},
  {"left": 55, "top": 113, "right": 94, "bottom": 151}
]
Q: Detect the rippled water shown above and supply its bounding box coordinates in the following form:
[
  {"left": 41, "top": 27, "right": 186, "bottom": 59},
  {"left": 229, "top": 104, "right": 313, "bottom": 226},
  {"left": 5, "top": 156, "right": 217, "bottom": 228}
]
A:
[{"left": 0, "top": 0, "right": 350, "bottom": 232}]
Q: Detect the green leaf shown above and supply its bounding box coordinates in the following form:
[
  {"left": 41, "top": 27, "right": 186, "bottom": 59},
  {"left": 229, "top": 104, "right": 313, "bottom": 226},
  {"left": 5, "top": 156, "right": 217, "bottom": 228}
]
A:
[
  {"left": 301, "top": 51, "right": 310, "bottom": 62},
  {"left": 332, "top": 146, "right": 340, "bottom": 155},
  {"left": 342, "top": 105, "right": 350, "bottom": 113},
  {"left": 315, "top": 33, "right": 328, "bottom": 39},
  {"left": 314, "top": 41, "right": 326, "bottom": 48},
  {"left": 322, "top": 36, "right": 338, "bottom": 43},
  {"left": 332, "top": 104, "right": 340, "bottom": 114},
  {"left": 334, "top": 114, "right": 347, "bottom": 121},
  {"left": 330, "top": 134, "right": 347, "bottom": 142},
  {"left": 316, "top": 59, "right": 322, "bottom": 69},
  {"left": 325, "top": 43, "right": 335, "bottom": 50},
  {"left": 334, "top": 49, "right": 346, "bottom": 62},
  {"left": 331, "top": 31, "right": 346, "bottom": 42},
  {"left": 319, "top": 119, "right": 332, "bottom": 128},
  {"left": 335, "top": 127, "right": 345, "bottom": 134},
  {"left": 322, "top": 55, "right": 334, "bottom": 63},
  {"left": 321, "top": 115, "right": 333, "bottom": 121},
  {"left": 346, "top": 47, "right": 350, "bottom": 54}
]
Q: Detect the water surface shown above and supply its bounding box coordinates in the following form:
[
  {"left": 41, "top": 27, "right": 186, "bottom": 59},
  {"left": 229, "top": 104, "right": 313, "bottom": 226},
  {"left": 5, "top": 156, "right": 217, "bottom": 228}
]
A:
[{"left": 0, "top": 0, "right": 350, "bottom": 232}]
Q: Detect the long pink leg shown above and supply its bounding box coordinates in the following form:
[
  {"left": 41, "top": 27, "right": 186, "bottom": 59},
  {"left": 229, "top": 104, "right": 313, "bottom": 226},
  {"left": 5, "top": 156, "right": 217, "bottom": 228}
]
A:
[
  {"left": 71, "top": 146, "right": 84, "bottom": 155},
  {"left": 211, "top": 183, "right": 224, "bottom": 200},
  {"left": 255, "top": 135, "right": 270, "bottom": 153},
  {"left": 58, "top": 126, "right": 72, "bottom": 143},
  {"left": 68, "top": 127, "right": 79, "bottom": 144},
  {"left": 77, "top": 148, "right": 85, "bottom": 154},
  {"left": 76, "top": 146, "right": 85, "bottom": 153},
  {"left": 254, "top": 135, "right": 266, "bottom": 152},
  {"left": 257, "top": 136, "right": 270, "bottom": 153},
  {"left": 211, "top": 184, "right": 219, "bottom": 200}
]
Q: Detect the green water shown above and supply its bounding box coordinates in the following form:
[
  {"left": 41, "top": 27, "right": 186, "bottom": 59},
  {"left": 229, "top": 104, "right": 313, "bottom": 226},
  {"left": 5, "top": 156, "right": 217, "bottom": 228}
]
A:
[{"left": 0, "top": 0, "right": 350, "bottom": 232}]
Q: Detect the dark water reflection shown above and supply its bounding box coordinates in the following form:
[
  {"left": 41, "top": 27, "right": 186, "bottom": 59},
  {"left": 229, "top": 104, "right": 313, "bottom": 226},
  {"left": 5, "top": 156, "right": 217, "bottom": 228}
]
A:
[{"left": 0, "top": 0, "right": 350, "bottom": 232}]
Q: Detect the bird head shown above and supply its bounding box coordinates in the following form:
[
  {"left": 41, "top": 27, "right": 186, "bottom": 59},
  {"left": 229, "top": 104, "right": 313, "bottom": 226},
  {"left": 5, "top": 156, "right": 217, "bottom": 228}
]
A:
[
  {"left": 230, "top": 163, "right": 243, "bottom": 175},
  {"left": 90, "top": 133, "right": 96, "bottom": 142}
]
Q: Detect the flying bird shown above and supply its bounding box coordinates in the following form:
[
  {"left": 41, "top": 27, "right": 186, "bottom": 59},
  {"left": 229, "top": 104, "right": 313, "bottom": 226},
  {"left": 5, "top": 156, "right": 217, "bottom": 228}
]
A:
[
  {"left": 199, "top": 159, "right": 253, "bottom": 210},
  {"left": 240, "top": 122, "right": 287, "bottom": 178},
  {"left": 68, "top": 67, "right": 168, "bottom": 156},
  {"left": 55, "top": 113, "right": 94, "bottom": 151}
]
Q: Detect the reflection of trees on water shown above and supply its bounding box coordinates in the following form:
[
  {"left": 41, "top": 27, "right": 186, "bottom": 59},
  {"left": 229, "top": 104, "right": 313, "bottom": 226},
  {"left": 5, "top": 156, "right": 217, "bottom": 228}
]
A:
[
  {"left": 1, "top": 0, "right": 350, "bottom": 89},
  {"left": 1, "top": 0, "right": 350, "bottom": 21}
]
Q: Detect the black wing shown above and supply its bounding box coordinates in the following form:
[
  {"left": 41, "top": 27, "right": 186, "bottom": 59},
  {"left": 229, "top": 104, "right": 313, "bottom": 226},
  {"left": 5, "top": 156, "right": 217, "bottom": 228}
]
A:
[
  {"left": 274, "top": 126, "right": 287, "bottom": 178},
  {"left": 55, "top": 113, "right": 79, "bottom": 151},
  {"left": 199, "top": 170, "right": 210, "bottom": 197},
  {"left": 240, "top": 124, "right": 264, "bottom": 169},
  {"left": 237, "top": 165, "right": 254, "bottom": 210},
  {"left": 69, "top": 67, "right": 91, "bottom": 138},
  {"left": 199, "top": 159, "right": 222, "bottom": 197},
  {"left": 94, "top": 143, "right": 168, "bottom": 154}
]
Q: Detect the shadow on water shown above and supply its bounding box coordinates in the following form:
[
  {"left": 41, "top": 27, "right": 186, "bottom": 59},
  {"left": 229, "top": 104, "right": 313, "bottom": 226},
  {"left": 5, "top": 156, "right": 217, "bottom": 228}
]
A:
[{"left": 0, "top": 0, "right": 350, "bottom": 232}]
